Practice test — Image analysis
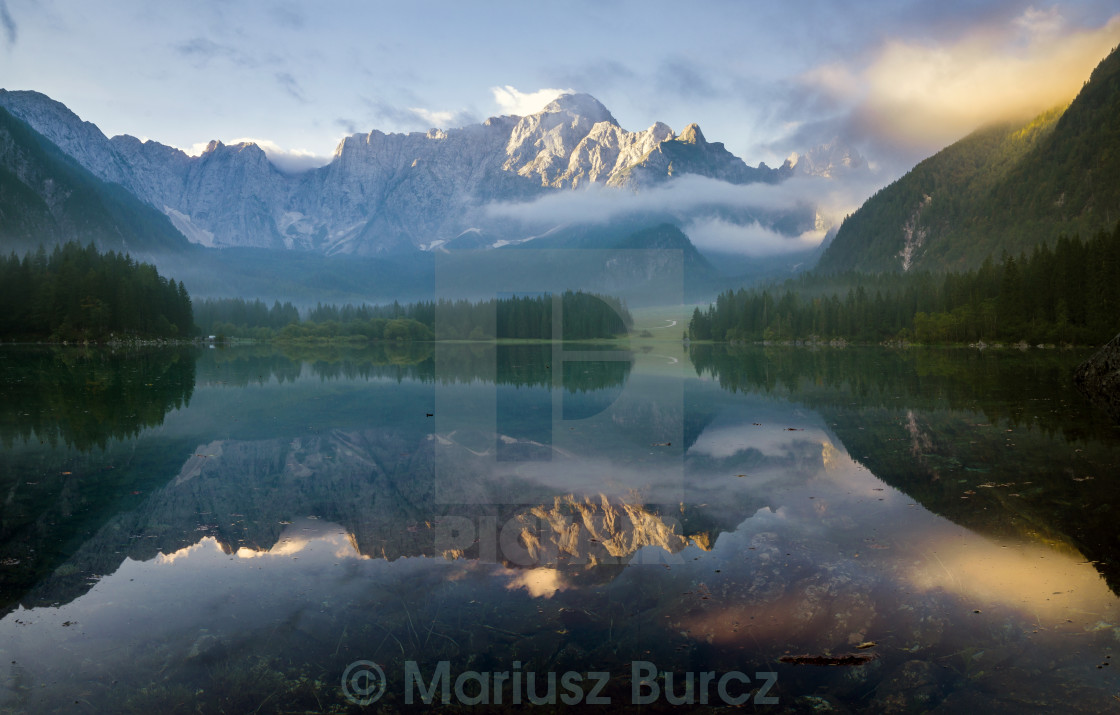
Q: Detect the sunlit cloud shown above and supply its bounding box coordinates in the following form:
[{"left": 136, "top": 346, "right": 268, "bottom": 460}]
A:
[
  {"left": 805, "top": 8, "right": 1120, "bottom": 154},
  {"left": 230, "top": 137, "right": 329, "bottom": 172},
  {"left": 900, "top": 530, "right": 1118, "bottom": 625},
  {"left": 1014, "top": 5, "right": 1066, "bottom": 37},
  {"left": 156, "top": 536, "right": 226, "bottom": 565},
  {"left": 491, "top": 85, "right": 575, "bottom": 117},
  {"left": 409, "top": 107, "right": 457, "bottom": 126},
  {"left": 360, "top": 96, "right": 478, "bottom": 132},
  {"left": 684, "top": 217, "right": 825, "bottom": 257},
  {"left": 407, "top": 106, "right": 476, "bottom": 129},
  {"left": 503, "top": 567, "right": 570, "bottom": 598}
]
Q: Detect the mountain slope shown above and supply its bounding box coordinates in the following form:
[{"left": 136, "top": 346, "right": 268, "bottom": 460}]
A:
[
  {"left": 992, "top": 43, "right": 1120, "bottom": 242},
  {"left": 819, "top": 43, "right": 1120, "bottom": 273},
  {"left": 0, "top": 105, "right": 191, "bottom": 255}
]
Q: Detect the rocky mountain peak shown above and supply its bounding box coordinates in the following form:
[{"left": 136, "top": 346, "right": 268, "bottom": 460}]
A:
[
  {"left": 678, "top": 123, "right": 706, "bottom": 145},
  {"left": 0, "top": 89, "right": 81, "bottom": 125},
  {"left": 196, "top": 139, "right": 271, "bottom": 167},
  {"left": 232, "top": 141, "right": 267, "bottom": 157},
  {"left": 0, "top": 88, "right": 127, "bottom": 186},
  {"left": 793, "top": 138, "right": 866, "bottom": 178}
]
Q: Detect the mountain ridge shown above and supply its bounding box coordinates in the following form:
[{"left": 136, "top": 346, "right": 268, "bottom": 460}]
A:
[
  {"left": 0, "top": 89, "right": 809, "bottom": 257},
  {"left": 0, "top": 103, "right": 192, "bottom": 256}
]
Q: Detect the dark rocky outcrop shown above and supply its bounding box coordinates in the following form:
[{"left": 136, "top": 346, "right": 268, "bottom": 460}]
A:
[{"left": 1075, "top": 332, "right": 1120, "bottom": 419}]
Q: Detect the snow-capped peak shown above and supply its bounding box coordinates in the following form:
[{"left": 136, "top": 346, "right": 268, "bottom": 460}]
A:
[{"left": 541, "top": 93, "right": 618, "bottom": 126}]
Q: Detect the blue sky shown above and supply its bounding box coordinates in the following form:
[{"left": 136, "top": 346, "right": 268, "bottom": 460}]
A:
[{"left": 2, "top": 0, "right": 1119, "bottom": 180}]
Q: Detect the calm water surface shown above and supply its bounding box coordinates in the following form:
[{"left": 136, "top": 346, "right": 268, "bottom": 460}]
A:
[{"left": 1, "top": 343, "right": 1119, "bottom": 713}]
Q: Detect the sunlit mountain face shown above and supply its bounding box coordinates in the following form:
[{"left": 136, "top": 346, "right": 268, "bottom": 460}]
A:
[{"left": 3, "top": 343, "right": 1120, "bottom": 712}]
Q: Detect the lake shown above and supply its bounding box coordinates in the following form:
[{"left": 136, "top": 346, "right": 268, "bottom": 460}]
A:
[{"left": 2, "top": 342, "right": 1119, "bottom": 712}]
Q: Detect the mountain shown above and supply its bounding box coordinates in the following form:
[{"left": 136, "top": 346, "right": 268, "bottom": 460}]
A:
[
  {"left": 608, "top": 122, "right": 792, "bottom": 187},
  {"left": 0, "top": 104, "right": 192, "bottom": 255},
  {"left": 787, "top": 138, "right": 866, "bottom": 179},
  {"left": 818, "top": 43, "right": 1120, "bottom": 273},
  {"left": 0, "top": 90, "right": 794, "bottom": 257}
]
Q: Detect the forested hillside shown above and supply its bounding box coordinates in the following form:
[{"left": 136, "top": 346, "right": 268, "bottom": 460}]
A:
[
  {"left": 0, "top": 242, "right": 194, "bottom": 341},
  {"left": 0, "top": 106, "right": 191, "bottom": 256},
  {"left": 819, "top": 43, "right": 1120, "bottom": 273},
  {"left": 691, "top": 222, "right": 1120, "bottom": 345}
]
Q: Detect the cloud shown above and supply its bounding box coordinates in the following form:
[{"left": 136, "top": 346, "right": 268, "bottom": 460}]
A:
[
  {"left": 801, "top": 8, "right": 1120, "bottom": 158},
  {"left": 1014, "top": 5, "right": 1065, "bottom": 37},
  {"left": 231, "top": 137, "right": 331, "bottom": 172},
  {"left": 407, "top": 106, "right": 477, "bottom": 129},
  {"left": 502, "top": 567, "right": 570, "bottom": 598},
  {"left": 484, "top": 172, "right": 886, "bottom": 257},
  {"left": 657, "top": 57, "right": 720, "bottom": 100},
  {"left": 174, "top": 37, "right": 226, "bottom": 58},
  {"left": 173, "top": 37, "right": 256, "bottom": 68},
  {"left": 361, "top": 97, "right": 476, "bottom": 132},
  {"left": 0, "top": 0, "right": 16, "bottom": 46},
  {"left": 183, "top": 137, "right": 330, "bottom": 172},
  {"left": 275, "top": 72, "right": 306, "bottom": 103},
  {"left": 684, "top": 217, "right": 825, "bottom": 257},
  {"left": 544, "top": 59, "right": 636, "bottom": 92},
  {"left": 488, "top": 173, "right": 857, "bottom": 224},
  {"left": 365, "top": 98, "right": 423, "bottom": 127},
  {"left": 268, "top": 1, "right": 305, "bottom": 29},
  {"left": 491, "top": 86, "right": 575, "bottom": 117},
  {"left": 334, "top": 117, "right": 360, "bottom": 135}
]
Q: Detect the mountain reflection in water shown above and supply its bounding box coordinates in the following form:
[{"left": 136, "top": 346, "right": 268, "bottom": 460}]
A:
[{"left": 2, "top": 344, "right": 1120, "bottom": 712}]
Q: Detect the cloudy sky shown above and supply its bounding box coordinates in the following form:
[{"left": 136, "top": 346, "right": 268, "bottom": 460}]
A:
[{"left": 2, "top": 0, "right": 1119, "bottom": 183}]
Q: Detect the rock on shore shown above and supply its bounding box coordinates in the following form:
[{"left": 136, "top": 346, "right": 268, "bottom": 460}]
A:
[{"left": 1075, "top": 332, "right": 1120, "bottom": 419}]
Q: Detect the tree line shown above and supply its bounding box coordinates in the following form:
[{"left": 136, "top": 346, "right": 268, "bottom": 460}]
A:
[
  {"left": 194, "top": 298, "right": 300, "bottom": 339},
  {"left": 0, "top": 242, "right": 632, "bottom": 343},
  {"left": 0, "top": 242, "right": 193, "bottom": 341},
  {"left": 690, "top": 222, "right": 1120, "bottom": 345},
  {"left": 0, "top": 346, "right": 196, "bottom": 450},
  {"left": 435, "top": 291, "right": 632, "bottom": 340},
  {"left": 196, "top": 291, "right": 632, "bottom": 342}
]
